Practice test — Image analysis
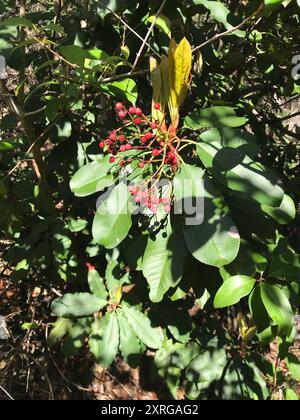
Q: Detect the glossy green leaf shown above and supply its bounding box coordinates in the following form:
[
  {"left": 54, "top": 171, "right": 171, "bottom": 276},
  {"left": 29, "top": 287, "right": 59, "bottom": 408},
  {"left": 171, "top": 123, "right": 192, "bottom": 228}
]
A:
[
  {"left": 142, "top": 221, "right": 187, "bottom": 303},
  {"left": 193, "top": 1, "right": 245, "bottom": 36},
  {"left": 70, "top": 156, "right": 114, "bottom": 197},
  {"left": 92, "top": 182, "right": 132, "bottom": 249},
  {"left": 214, "top": 275, "right": 256, "bottom": 308},
  {"left": 185, "top": 107, "right": 247, "bottom": 129},
  {"left": 286, "top": 353, "right": 300, "bottom": 381},
  {"left": 148, "top": 14, "right": 171, "bottom": 37},
  {"left": 262, "top": 194, "right": 296, "bottom": 225},
  {"left": 260, "top": 283, "right": 293, "bottom": 336},
  {"left": 51, "top": 293, "right": 106, "bottom": 317},
  {"left": 174, "top": 164, "right": 240, "bottom": 267},
  {"left": 249, "top": 286, "right": 270, "bottom": 333},
  {"left": 122, "top": 306, "right": 163, "bottom": 349},
  {"left": 197, "top": 142, "right": 284, "bottom": 207}
]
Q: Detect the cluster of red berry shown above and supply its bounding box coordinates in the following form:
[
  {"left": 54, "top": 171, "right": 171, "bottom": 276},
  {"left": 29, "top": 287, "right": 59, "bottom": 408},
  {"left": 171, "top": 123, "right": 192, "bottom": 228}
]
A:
[
  {"left": 98, "top": 102, "right": 178, "bottom": 169},
  {"left": 128, "top": 184, "right": 172, "bottom": 214},
  {"left": 98, "top": 102, "right": 179, "bottom": 214}
]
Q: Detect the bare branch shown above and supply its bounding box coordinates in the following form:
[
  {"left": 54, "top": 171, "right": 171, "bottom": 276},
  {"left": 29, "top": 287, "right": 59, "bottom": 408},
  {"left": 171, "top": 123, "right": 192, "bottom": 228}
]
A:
[
  {"left": 192, "top": 3, "right": 264, "bottom": 53},
  {"left": 131, "top": 0, "right": 167, "bottom": 72}
]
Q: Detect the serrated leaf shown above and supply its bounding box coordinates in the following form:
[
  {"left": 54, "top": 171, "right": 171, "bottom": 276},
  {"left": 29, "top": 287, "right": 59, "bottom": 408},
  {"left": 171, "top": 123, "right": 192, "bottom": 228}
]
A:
[
  {"left": 89, "top": 313, "right": 119, "bottom": 367},
  {"left": 92, "top": 182, "right": 132, "bottom": 249},
  {"left": 51, "top": 293, "right": 106, "bottom": 317},
  {"left": 88, "top": 269, "right": 108, "bottom": 300},
  {"left": 48, "top": 318, "right": 72, "bottom": 348},
  {"left": 117, "top": 309, "right": 141, "bottom": 366},
  {"left": 214, "top": 276, "right": 256, "bottom": 308},
  {"left": 122, "top": 306, "right": 163, "bottom": 349}
]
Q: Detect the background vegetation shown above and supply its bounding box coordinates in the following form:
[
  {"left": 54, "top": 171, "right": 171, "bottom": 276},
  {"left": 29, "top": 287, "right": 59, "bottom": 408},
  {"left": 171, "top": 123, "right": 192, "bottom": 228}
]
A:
[{"left": 1, "top": 0, "right": 300, "bottom": 400}]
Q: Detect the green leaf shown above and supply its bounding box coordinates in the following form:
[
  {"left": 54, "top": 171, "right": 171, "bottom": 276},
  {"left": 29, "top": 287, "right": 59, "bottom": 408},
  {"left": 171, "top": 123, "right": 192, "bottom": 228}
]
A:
[
  {"left": 59, "top": 45, "right": 87, "bottom": 66},
  {"left": 0, "top": 140, "right": 14, "bottom": 150},
  {"left": 159, "top": 301, "right": 191, "bottom": 344},
  {"left": 88, "top": 269, "right": 108, "bottom": 300},
  {"left": 51, "top": 293, "right": 106, "bottom": 317},
  {"left": 214, "top": 275, "right": 256, "bottom": 308},
  {"left": 142, "top": 221, "right": 187, "bottom": 303},
  {"left": 260, "top": 283, "right": 293, "bottom": 336},
  {"left": 70, "top": 156, "right": 114, "bottom": 197},
  {"left": 186, "top": 347, "right": 227, "bottom": 383},
  {"left": 286, "top": 353, "right": 300, "bottom": 381},
  {"left": 284, "top": 388, "right": 299, "bottom": 400},
  {"left": 199, "top": 128, "right": 259, "bottom": 158},
  {"left": 0, "top": 17, "right": 34, "bottom": 28},
  {"left": 249, "top": 286, "right": 270, "bottom": 333},
  {"left": 89, "top": 313, "right": 119, "bottom": 367},
  {"left": 175, "top": 164, "right": 240, "bottom": 268},
  {"left": 122, "top": 306, "right": 163, "bottom": 349},
  {"left": 197, "top": 142, "right": 284, "bottom": 207},
  {"left": 92, "top": 182, "right": 132, "bottom": 249},
  {"left": 48, "top": 318, "right": 73, "bottom": 348},
  {"left": 101, "top": 78, "right": 138, "bottom": 105},
  {"left": 148, "top": 14, "right": 171, "bottom": 37},
  {"left": 185, "top": 107, "right": 247, "bottom": 129},
  {"left": 117, "top": 309, "right": 141, "bottom": 366},
  {"left": 67, "top": 218, "right": 88, "bottom": 232},
  {"left": 262, "top": 194, "right": 296, "bottom": 225},
  {"left": 193, "top": 1, "right": 245, "bottom": 36}
]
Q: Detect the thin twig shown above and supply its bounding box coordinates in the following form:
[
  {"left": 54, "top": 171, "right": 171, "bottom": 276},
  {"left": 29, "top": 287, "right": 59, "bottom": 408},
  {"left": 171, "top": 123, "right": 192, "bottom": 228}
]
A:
[
  {"left": 98, "top": 1, "right": 160, "bottom": 59},
  {"left": 0, "top": 385, "right": 14, "bottom": 400},
  {"left": 131, "top": 0, "right": 167, "bottom": 72},
  {"left": 192, "top": 3, "right": 264, "bottom": 53},
  {"left": 99, "top": 69, "right": 149, "bottom": 84}
]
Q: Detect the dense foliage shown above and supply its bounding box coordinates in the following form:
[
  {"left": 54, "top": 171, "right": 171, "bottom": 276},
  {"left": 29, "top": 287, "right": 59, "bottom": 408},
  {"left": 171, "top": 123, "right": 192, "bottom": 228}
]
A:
[{"left": 1, "top": 0, "right": 300, "bottom": 400}]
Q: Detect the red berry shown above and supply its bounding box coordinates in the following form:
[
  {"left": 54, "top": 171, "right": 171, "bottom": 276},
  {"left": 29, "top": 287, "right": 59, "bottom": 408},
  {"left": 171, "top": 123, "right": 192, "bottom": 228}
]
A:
[
  {"left": 99, "top": 141, "right": 105, "bottom": 148},
  {"left": 135, "top": 107, "right": 143, "bottom": 115},
  {"left": 167, "top": 151, "right": 175, "bottom": 160},
  {"left": 150, "top": 122, "right": 157, "bottom": 130},
  {"left": 109, "top": 132, "right": 117, "bottom": 141},
  {"left": 115, "top": 102, "right": 124, "bottom": 110},
  {"left": 161, "top": 197, "right": 169, "bottom": 205},
  {"left": 118, "top": 110, "right": 126, "bottom": 119},
  {"left": 128, "top": 185, "right": 137, "bottom": 195},
  {"left": 86, "top": 262, "right": 95, "bottom": 271},
  {"left": 120, "top": 145, "right": 126, "bottom": 152},
  {"left": 164, "top": 204, "right": 171, "bottom": 213},
  {"left": 129, "top": 106, "right": 137, "bottom": 114},
  {"left": 134, "top": 117, "right": 142, "bottom": 125},
  {"left": 152, "top": 148, "right": 160, "bottom": 157},
  {"left": 120, "top": 159, "right": 125, "bottom": 167},
  {"left": 139, "top": 161, "right": 145, "bottom": 169},
  {"left": 154, "top": 103, "right": 161, "bottom": 110},
  {"left": 125, "top": 144, "right": 132, "bottom": 150},
  {"left": 145, "top": 132, "right": 154, "bottom": 140},
  {"left": 118, "top": 135, "right": 126, "bottom": 143},
  {"left": 141, "top": 136, "right": 147, "bottom": 144},
  {"left": 159, "top": 141, "right": 165, "bottom": 147},
  {"left": 109, "top": 156, "right": 116, "bottom": 163}
]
